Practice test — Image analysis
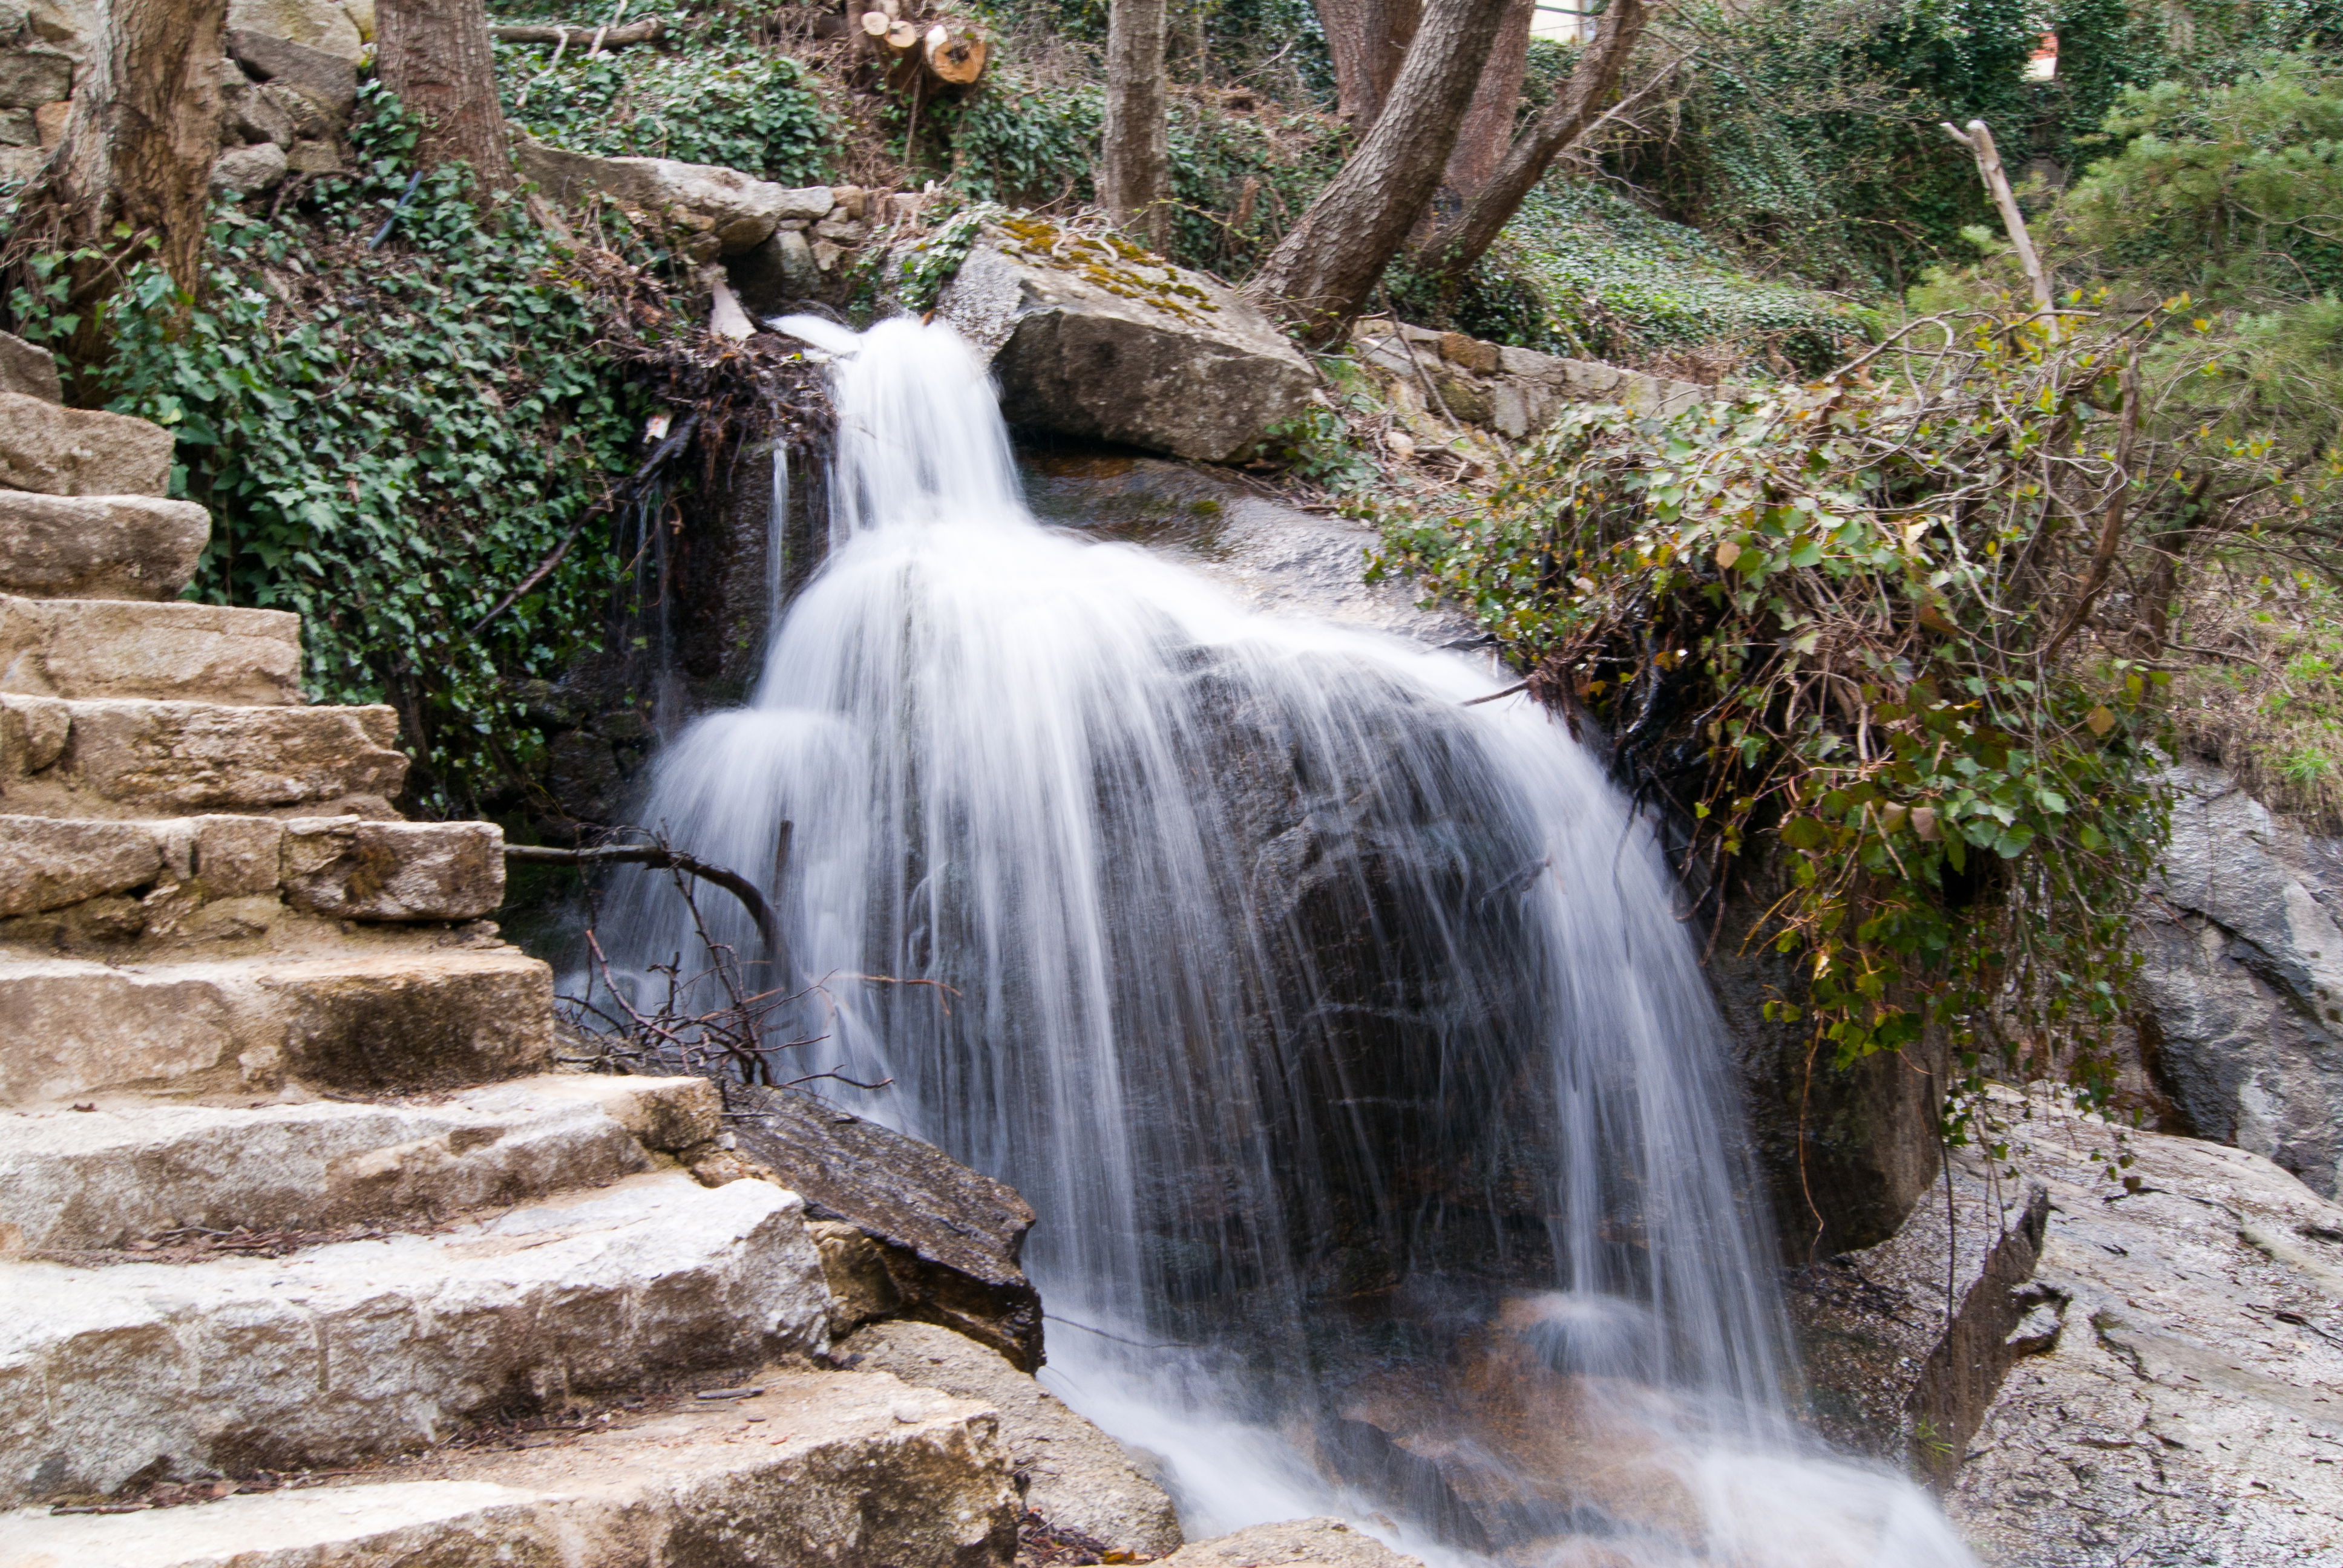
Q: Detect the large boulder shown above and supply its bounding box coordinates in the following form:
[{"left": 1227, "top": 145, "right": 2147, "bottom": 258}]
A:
[
  {"left": 516, "top": 140, "right": 831, "bottom": 261},
  {"left": 2130, "top": 762, "right": 2343, "bottom": 1196},
  {"left": 726, "top": 1082, "right": 1045, "bottom": 1371},
  {"left": 934, "top": 220, "right": 1314, "bottom": 463},
  {"left": 843, "top": 1319, "right": 1184, "bottom": 1558}
]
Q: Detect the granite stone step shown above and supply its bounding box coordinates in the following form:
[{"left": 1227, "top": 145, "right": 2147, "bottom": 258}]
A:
[
  {"left": 0, "top": 1171, "right": 834, "bottom": 1509},
  {"left": 0, "top": 1367, "right": 1017, "bottom": 1568},
  {"left": 0, "top": 693, "right": 405, "bottom": 817},
  {"left": 0, "top": 812, "right": 504, "bottom": 930},
  {"left": 0, "top": 491, "right": 209, "bottom": 601},
  {"left": 0, "top": 391, "right": 175, "bottom": 498},
  {"left": 0, "top": 1074, "right": 723, "bottom": 1252},
  {"left": 0, "top": 947, "right": 553, "bottom": 1107},
  {"left": 0, "top": 595, "right": 301, "bottom": 705}
]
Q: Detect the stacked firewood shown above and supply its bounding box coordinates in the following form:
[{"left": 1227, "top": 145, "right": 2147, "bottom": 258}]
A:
[{"left": 851, "top": 0, "right": 988, "bottom": 87}]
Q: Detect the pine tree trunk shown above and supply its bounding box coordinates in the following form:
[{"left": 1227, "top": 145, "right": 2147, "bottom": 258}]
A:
[
  {"left": 16, "top": 0, "right": 226, "bottom": 365},
  {"left": 1101, "top": 0, "right": 1172, "bottom": 251},
  {"left": 377, "top": 0, "right": 514, "bottom": 196},
  {"left": 1424, "top": 0, "right": 1652, "bottom": 278},
  {"left": 1244, "top": 0, "right": 1508, "bottom": 344},
  {"left": 1440, "top": 0, "right": 1533, "bottom": 196},
  {"left": 1311, "top": 0, "right": 1420, "bottom": 126}
]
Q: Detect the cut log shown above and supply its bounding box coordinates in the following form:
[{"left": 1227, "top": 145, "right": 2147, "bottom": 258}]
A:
[
  {"left": 490, "top": 18, "right": 663, "bottom": 45},
  {"left": 886, "top": 21, "right": 920, "bottom": 50},
  {"left": 860, "top": 10, "right": 890, "bottom": 36},
  {"left": 924, "top": 31, "right": 986, "bottom": 85}
]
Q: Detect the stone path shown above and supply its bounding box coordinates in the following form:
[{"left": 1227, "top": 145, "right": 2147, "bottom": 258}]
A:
[{"left": 0, "top": 347, "right": 1025, "bottom": 1564}]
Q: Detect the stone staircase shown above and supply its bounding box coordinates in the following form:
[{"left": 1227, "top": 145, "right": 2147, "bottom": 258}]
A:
[{"left": 0, "top": 347, "right": 1021, "bottom": 1566}]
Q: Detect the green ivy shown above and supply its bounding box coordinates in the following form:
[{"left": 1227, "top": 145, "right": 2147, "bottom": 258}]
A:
[
  {"left": 498, "top": 39, "right": 830, "bottom": 184},
  {"left": 8, "top": 85, "right": 645, "bottom": 814}
]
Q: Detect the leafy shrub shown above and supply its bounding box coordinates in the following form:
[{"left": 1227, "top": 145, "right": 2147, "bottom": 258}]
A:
[{"left": 1367, "top": 306, "right": 2276, "bottom": 1117}]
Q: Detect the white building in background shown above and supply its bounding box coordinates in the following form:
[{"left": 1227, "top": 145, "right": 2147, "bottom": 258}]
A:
[{"left": 1533, "top": 1, "right": 1597, "bottom": 42}]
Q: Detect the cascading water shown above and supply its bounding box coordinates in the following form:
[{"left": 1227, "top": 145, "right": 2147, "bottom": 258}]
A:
[{"left": 606, "top": 316, "right": 1979, "bottom": 1567}]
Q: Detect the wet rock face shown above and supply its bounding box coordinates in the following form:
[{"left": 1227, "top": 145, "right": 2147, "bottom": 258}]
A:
[
  {"left": 1947, "top": 1100, "right": 2343, "bottom": 1565},
  {"left": 1158, "top": 656, "right": 1560, "bottom": 1314},
  {"left": 2129, "top": 763, "right": 2343, "bottom": 1196},
  {"left": 1709, "top": 854, "right": 1945, "bottom": 1259}
]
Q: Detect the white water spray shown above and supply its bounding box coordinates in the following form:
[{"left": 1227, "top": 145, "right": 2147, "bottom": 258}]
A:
[{"left": 608, "top": 317, "right": 1979, "bottom": 1567}]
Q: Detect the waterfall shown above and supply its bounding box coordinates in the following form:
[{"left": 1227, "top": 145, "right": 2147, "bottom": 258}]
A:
[{"left": 606, "top": 316, "right": 1978, "bottom": 1567}]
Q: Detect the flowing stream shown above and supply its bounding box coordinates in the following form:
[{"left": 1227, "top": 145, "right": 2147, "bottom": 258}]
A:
[{"left": 606, "top": 317, "right": 1977, "bottom": 1567}]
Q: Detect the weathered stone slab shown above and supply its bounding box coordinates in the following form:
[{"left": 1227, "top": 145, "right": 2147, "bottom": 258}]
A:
[
  {"left": 226, "top": 27, "right": 356, "bottom": 116},
  {"left": 0, "top": 391, "right": 172, "bottom": 497},
  {"left": 0, "top": 1367, "right": 1017, "bottom": 1568},
  {"left": 0, "top": 948, "right": 552, "bottom": 1106},
  {"left": 1162, "top": 1519, "right": 1425, "bottom": 1568},
  {"left": 0, "top": 1171, "right": 831, "bottom": 1506},
  {"left": 0, "top": 328, "right": 61, "bottom": 403},
  {"left": 0, "top": 491, "right": 208, "bottom": 601},
  {"left": 936, "top": 226, "right": 1314, "bottom": 463},
  {"left": 517, "top": 140, "right": 830, "bottom": 258},
  {"left": 0, "top": 45, "right": 71, "bottom": 108},
  {"left": 0, "top": 815, "right": 159, "bottom": 915},
  {"left": 0, "top": 595, "right": 301, "bottom": 704},
  {"left": 844, "top": 1319, "right": 1182, "bottom": 1557},
  {"left": 0, "top": 812, "right": 498, "bottom": 928},
  {"left": 730, "top": 1083, "right": 1043, "bottom": 1371},
  {"left": 225, "top": 0, "right": 361, "bottom": 62},
  {"left": 280, "top": 815, "right": 504, "bottom": 921},
  {"left": 0, "top": 695, "right": 405, "bottom": 816},
  {"left": 0, "top": 1074, "right": 719, "bottom": 1251},
  {"left": 1947, "top": 1098, "right": 2343, "bottom": 1565}
]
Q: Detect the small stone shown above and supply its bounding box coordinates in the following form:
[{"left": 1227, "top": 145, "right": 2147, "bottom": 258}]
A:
[
  {"left": 1438, "top": 331, "right": 1502, "bottom": 375},
  {"left": 212, "top": 140, "right": 288, "bottom": 197},
  {"left": 283, "top": 138, "right": 340, "bottom": 174},
  {"left": 0, "top": 108, "right": 31, "bottom": 146},
  {"left": 811, "top": 238, "right": 842, "bottom": 273},
  {"left": 31, "top": 97, "right": 64, "bottom": 146},
  {"left": 0, "top": 329, "right": 61, "bottom": 403}
]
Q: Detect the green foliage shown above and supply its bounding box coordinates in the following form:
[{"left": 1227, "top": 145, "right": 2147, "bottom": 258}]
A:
[
  {"left": 2060, "top": 53, "right": 2343, "bottom": 302},
  {"left": 8, "top": 85, "right": 644, "bottom": 813},
  {"left": 1366, "top": 309, "right": 2287, "bottom": 1113},
  {"left": 1403, "top": 183, "right": 1874, "bottom": 375},
  {"left": 937, "top": 72, "right": 1337, "bottom": 276},
  {"left": 497, "top": 38, "right": 830, "bottom": 184},
  {"left": 1258, "top": 402, "right": 1379, "bottom": 492},
  {"left": 943, "top": 72, "right": 1104, "bottom": 206}
]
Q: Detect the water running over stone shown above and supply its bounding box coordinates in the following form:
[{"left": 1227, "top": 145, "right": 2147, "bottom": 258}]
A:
[{"left": 606, "top": 316, "right": 1978, "bottom": 1567}]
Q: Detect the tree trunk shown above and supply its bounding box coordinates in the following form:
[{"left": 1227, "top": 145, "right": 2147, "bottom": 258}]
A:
[
  {"left": 1440, "top": 0, "right": 1534, "bottom": 197},
  {"left": 15, "top": 0, "right": 226, "bottom": 366},
  {"left": 377, "top": 0, "right": 513, "bottom": 197},
  {"left": 1311, "top": 0, "right": 1420, "bottom": 126},
  {"left": 1244, "top": 0, "right": 1510, "bottom": 344},
  {"left": 1101, "top": 0, "right": 1172, "bottom": 251},
  {"left": 1424, "top": 0, "right": 1652, "bottom": 279}
]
